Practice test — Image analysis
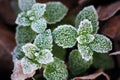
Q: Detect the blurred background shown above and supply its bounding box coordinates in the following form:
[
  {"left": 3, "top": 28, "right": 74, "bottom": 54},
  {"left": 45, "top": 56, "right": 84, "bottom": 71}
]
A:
[{"left": 0, "top": 0, "right": 120, "bottom": 80}]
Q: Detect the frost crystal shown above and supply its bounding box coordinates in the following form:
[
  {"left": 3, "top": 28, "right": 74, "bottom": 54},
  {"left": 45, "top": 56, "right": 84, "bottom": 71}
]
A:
[
  {"left": 77, "top": 34, "right": 95, "bottom": 44},
  {"left": 89, "top": 34, "right": 112, "bottom": 53},
  {"left": 18, "top": 0, "right": 36, "bottom": 11},
  {"left": 31, "top": 18, "right": 47, "bottom": 33},
  {"left": 15, "top": 12, "right": 31, "bottom": 26},
  {"left": 34, "top": 29, "right": 53, "bottom": 50},
  {"left": 16, "top": 26, "right": 36, "bottom": 45},
  {"left": 22, "top": 43, "right": 39, "bottom": 59},
  {"left": 32, "top": 3, "right": 46, "bottom": 18},
  {"left": 77, "top": 19, "right": 93, "bottom": 35},
  {"left": 69, "top": 50, "right": 93, "bottom": 76},
  {"left": 75, "top": 6, "right": 99, "bottom": 33},
  {"left": 21, "top": 57, "right": 42, "bottom": 74},
  {"left": 78, "top": 44, "right": 93, "bottom": 61},
  {"left": 53, "top": 25, "right": 77, "bottom": 48},
  {"left": 36, "top": 49, "right": 54, "bottom": 64},
  {"left": 44, "top": 2, "right": 68, "bottom": 24},
  {"left": 43, "top": 57, "right": 68, "bottom": 80}
]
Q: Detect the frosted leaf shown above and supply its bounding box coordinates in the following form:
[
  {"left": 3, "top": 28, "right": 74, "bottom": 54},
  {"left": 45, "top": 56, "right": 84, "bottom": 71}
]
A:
[
  {"left": 13, "top": 45, "right": 25, "bottom": 60},
  {"left": 68, "top": 50, "right": 93, "bottom": 76},
  {"left": 22, "top": 43, "right": 39, "bottom": 59},
  {"left": 78, "top": 44, "right": 93, "bottom": 61},
  {"left": 77, "top": 19, "right": 93, "bottom": 35},
  {"left": 43, "top": 57, "right": 68, "bottom": 80},
  {"left": 21, "top": 57, "right": 42, "bottom": 74},
  {"left": 77, "top": 34, "right": 95, "bottom": 44},
  {"left": 34, "top": 29, "right": 53, "bottom": 50},
  {"left": 93, "top": 53, "right": 114, "bottom": 70},
  {"left": 31, "top": 18, "right": 47, "bottom": 33},
  {"left": 53, "top": 25, "right": 77, "bottom": 48},
  {"left": 89, "top": 34, "right": 112, "bottom": 53},
  {"left": 75, "top": 6, "right": 99, "bottom": 33},
  {"left": 18, "top": 0, "right": 36, "bottom": 11},
  {"left": 36, "top": 49, "right": 54, "bottom": 64},
  {"left": 44, "top": 2, "right": 68, "bottom": 24},
  {"left": 32, "top": 3, "right": 46, "bottom": 18},
  {"left": 16, "top": 26, "right": 36, "bottom": 45},
  {"left": 15, "top": 12, "right": 31, "bottom": 26}
]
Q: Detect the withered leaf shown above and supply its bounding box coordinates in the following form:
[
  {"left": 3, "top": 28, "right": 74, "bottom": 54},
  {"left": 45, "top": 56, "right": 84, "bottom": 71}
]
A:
[
  {"left": 72, "top": 69, "right": 110, "bottom": 80},
  {"left": 97, "top": 1, "right": 120, "bottom": 20}
]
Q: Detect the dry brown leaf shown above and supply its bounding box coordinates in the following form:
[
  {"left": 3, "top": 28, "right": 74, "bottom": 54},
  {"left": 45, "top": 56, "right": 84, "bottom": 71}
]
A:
[
  {"left": 72, "top": 69, "right": 110, "bottom": 80},
  {"left": 97, "top": 1, "right": 120, "bottom": 20},
  {"left": 11, "top": 59, "right": 35, "bottom": 80},
  {"left": 101, "top": 15, "right": 120, "bottom": 39}
]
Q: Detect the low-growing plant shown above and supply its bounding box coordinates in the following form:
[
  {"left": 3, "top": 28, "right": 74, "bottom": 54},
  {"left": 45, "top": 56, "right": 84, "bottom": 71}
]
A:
[{"left": 11, "top": 0, "right": 114, "bottom": 80}]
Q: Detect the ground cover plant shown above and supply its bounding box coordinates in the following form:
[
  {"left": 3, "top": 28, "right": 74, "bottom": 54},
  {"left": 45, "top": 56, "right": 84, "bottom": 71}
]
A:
[{"left": 11, "top": 0, "right": 114, "bottom": 80}]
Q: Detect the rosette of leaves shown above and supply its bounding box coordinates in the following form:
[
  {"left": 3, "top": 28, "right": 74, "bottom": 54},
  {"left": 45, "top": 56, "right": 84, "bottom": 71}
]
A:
[
  {"left": 16, "top": 0, "right": 68, "bottom": 30},
  {"left": 68, "top": 6, "right": 112, "bottom": 76},
  {"left": 20, "top": 43, "right": 54, "bottom": 74}
]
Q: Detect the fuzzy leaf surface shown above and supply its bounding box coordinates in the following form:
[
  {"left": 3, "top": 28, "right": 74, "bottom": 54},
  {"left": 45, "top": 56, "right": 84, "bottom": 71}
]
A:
[
  {"left": 89, "top": 34, "right": 112, "bottom": 53},
  {"left": 43, "top": 57, "right": 68, "bottom": 80},
  {"left": 53, "top": 25, "right": 77, "bottom": 48},
  {"left": 44, "top": 2, "right": 68, "bottom": 24}
]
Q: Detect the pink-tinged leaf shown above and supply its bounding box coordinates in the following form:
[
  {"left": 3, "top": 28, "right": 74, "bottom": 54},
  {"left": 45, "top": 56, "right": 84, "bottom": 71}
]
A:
[
  {"left": 72, "top": 69, "right": 110, "bottom": 80},
  {"left": 110, "top": 51, "right": 120, "bottom": 55},
  {"left": 11, "top": 59, "right": 35, "bottom": 80},
  {"left": 97, "top": 1, "right": 120, "bottom": 20}
]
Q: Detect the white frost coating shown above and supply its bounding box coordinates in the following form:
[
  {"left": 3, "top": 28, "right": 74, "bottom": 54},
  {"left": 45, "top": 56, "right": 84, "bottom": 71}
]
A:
[
  {"left": 78, "top": 19, "right": 93, "bottom": 35},
  {"left": 15, "top": 12, "right": 31, "bottom": 26},
  {"left": 77, "top": 34, "right": 95, "bottom": 44},
  {"left": 31, "top": 18, "right": 47, "bottom": 33},
  {"left": 53, "top": 25, "right": 77, "bottom": 48},
  {"left": 18, "top": 0, "right": 36, "bottom": 11},
  {"left": 34, "top": 29, "right": 53, "bottom": 50},
  {"left": 44, "top": 2, "right": 68, "bottom": 24},
  {"left": 89, "top": 34, "right": 112, "bottom": 53},
  {"left": 36, "top": 49, "right": 54, "bottom": 64},
  {"left": 21, "top": 57, "right": 41, "bottom": 74},
  {"left": 32, "top": 3, "right": 46, "bottom": 18},
  {"left": 78, "top": 44, "right": 93, "bottom": 61},
  {"left": 22, "top": 43, "right": 39, "bottom": 59}
]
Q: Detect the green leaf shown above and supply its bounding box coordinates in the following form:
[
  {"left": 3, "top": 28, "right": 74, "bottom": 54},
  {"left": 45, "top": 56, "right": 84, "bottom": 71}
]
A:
[
  {"left": 44, "top": 2, "right": 68, "bottom": 24},
  {"left": 93, "top": 53, "right": 114, "bottom": 70},
  {"left": 21, "top": 57, "right": 42, "bottom": 74},
  {"left": 13, "top": 44, "right": 25, "bottom": 60},
  {"left": 16, "top": 26, "right": 36, "bottom": 45},
  {"left": 36, "top": 49, "right": 54, "bottom": 64},
  {"left": 34, "top": 29, "right": 53, "bottom": 50},
  {"left": 77, "top": 34, "right": 95, "bottom": 45},
  {"left": 22, "top": 43, "right": 39, "bottom": 59},
  {"left": 78, "top": 44, "right": 93, "bottom": 61},
  {"left": 26, "top": 10, "right": 36, "bottom": 21},
  {"left": 77, "top": 19, "right": 93, "bottom": 35},
  {"left": 18, "top": 0, "right": 36, "bottom": 11},
  {"left": 43, "top": 57, "right": 68, "bottom": 80},
  {"left": 53, "top": 25, "right": 77, "bottom": 48},
  {"left": 32, "top": 3, "right": 46, "bottom": 18},
  {"left": 75, "top": 6, "right": 99, "bottom": 33},
  {"left": 89, "top": 34, "right": 112, "bottom": 53},
  {"left": 69, "top": 50, "right": 93, "bottom": 76},
  {"left": 31, "top": 18, "right": 47, "bottom": 33},
  {"left": 15, "top": 12, "right": 31, "bottom": 26},
  {"left": 52, "top": 43, "right": 66, "bottom": 60}
]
